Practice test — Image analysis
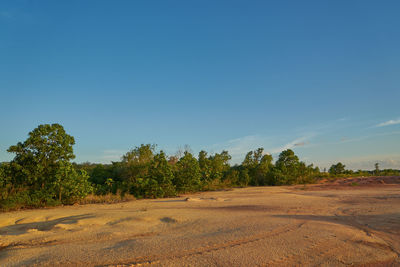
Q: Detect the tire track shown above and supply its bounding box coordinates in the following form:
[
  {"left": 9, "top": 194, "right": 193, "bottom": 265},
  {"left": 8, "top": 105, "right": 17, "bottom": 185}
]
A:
[
  {"left": 335, "top": 207, "right": 400, "bottom": 261},
  {"left": 103, "top": 222, "right": 306, "bottom": 267}
]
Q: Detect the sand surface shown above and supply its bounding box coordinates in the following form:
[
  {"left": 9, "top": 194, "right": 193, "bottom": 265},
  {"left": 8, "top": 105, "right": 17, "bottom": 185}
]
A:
[{"left": 1, "top": 176, "right": 400, "bottom": 266}]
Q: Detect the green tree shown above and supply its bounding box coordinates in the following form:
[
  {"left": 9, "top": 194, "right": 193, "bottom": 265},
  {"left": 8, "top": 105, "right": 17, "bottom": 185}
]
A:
[
  {"left": 121, "top": 144, "right": 155, "bottom": 193},
  {"left": 329, "top": 162, "right": 346, "bottom": 175},
  {"left": 242, "top": 148, "right": 273, "bottom": 185},
  {"left": 0, "top": 163, "right": 12, "bottom": 201},
  {"left": 256, "top": 153, "right": 273, "bottom": 185},
  {"left": 295, "top": 162, "right": 319, "bottom": 184},
  {"left": 242, "top": 148, "right": 261, "bottom": 185},
  {"left": 374, "top": 162, "right": 380, "bottom": 175},
  {"left": 198, "top": 150, "right": 212, "bottom": 183},
  {"left": 89, "top": 164, "right": 114, "bottom": 185},
  {"left": 7, "top": 123, "right": 75, "bottom": 191},
  {"left": 209, "top": 150, "right": 231, "bottom": 182},
  {"left": 148, "top": 151, "right": 176, "bottom": 197},
  {"left": 223, "top": 169, "right": 239, "bottom": 186},
  {"left": 51, "top": 162, "right": 92, "bottom": 203},
  {"left": 238, "top": 168, "right": 250, "bottom": 187},
  {"left": 242, "top": 148, "right": 264, "bottom": 170},
  {"left": 122, "top": 144, "right": 156, "bottom": 164},
  {"left": 272, "top": 149, "right": 300, "bottom": 185},
  {"left": 3, "top": 124, "right": 92, "bottom": 207},
  {"left": 174, "top": 151, "right": 201, "bottom": 192}
]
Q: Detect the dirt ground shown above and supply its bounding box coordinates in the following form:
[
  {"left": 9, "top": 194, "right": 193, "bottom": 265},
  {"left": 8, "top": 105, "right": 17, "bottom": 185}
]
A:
[{"left": 1, "top": 176, "right": 399, "bottom": 266}]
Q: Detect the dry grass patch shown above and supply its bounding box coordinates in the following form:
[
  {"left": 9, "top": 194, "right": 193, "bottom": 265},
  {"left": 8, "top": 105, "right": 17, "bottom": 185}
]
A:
[{"left": 79, "top": 194, "right": 136, "bottom": 205}]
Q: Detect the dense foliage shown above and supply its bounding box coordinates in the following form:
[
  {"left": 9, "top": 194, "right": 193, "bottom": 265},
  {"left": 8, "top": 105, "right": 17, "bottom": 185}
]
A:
[
  {"left": 1, "top": 124, "right": 399, "bottom": 211},
  {"left": 0, "top": 124, "right": 91, "bottom": 209}
]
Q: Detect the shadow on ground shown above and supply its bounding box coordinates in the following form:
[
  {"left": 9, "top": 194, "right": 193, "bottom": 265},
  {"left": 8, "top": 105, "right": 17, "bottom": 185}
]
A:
[{"left": 0, "top": 214, "right": 95, "bottom": 236}]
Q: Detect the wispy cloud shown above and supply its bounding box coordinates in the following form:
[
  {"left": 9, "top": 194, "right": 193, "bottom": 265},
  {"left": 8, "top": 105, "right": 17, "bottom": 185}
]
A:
[
  {"left": 324, "top": 130, "right": 400, "bottom": 146},
  {"left": 208, "top": 133, "right": 316, "bottom": 164},
  {"left": 337, "top": 117, "right": 349, "bottom": 122},
  {"left": 100, "top": 150, "right": 125, "bottom": 162},
  {"left": 203, "top": 117, "right": 351, "bottom": 164},
  {"left": 375, "top": 119, "right": 400, "bottom": 127},
  {"left": 294, "top": 141, "right": 308, "bottom": 147},
  {"left": 295, "top": 117, "right": 351, "bottom": 133},
  {"left": 269, "top": 135, "right": 314, "bottom": 154},
  {"left": 316, "top": 154, "right": 400, "bottom": 170},
  {"left": 209, "top": 135, "right": 267, "bottom": 159}
]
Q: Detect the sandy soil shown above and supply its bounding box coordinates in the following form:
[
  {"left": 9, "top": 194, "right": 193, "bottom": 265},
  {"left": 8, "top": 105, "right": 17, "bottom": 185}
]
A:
[{"left": 1, "top": 176, "right": 399, "bottom": 266}]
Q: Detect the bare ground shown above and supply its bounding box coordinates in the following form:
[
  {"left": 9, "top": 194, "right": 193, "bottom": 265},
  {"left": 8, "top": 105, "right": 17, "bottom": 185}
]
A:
[{"left": 1, "top": 176, "right": 399, "bottom": 266}]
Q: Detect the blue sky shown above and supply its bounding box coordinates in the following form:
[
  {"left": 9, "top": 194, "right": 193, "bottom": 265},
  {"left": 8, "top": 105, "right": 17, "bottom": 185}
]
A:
[{"left": 1, "top": 0, "right": 399, "bottom": 170}]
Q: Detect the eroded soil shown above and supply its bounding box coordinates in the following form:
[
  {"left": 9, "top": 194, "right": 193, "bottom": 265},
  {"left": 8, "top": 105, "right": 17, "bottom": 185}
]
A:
[{"left": 1, "top": 176, "right": 399, "bottom": 266}]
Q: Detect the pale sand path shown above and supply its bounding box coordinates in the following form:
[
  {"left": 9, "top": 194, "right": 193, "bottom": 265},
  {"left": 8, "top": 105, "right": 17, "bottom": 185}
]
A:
[{"left": 0, "top": 180, "right": 399, "bottom": 266}]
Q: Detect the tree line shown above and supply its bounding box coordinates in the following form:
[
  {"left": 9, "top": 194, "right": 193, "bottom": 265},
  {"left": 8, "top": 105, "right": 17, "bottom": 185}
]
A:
[{"left": 0, "top": 124, "right": 398, "bottom": 210}]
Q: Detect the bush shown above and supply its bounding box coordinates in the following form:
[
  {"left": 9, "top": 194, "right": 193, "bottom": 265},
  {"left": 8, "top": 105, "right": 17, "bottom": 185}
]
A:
[
  {"left": 0, "top": 191, "right": 61, "bottom": 211},
  {"left": 51, "top": 162, "right": 93, "bottom": 204}
]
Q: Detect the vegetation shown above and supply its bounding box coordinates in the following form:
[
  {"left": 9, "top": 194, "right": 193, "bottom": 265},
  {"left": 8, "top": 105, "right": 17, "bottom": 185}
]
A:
[
  {"left": 329, "top": 162, "right": 346, "bottom": 175},
  {"left": 1, "top": 123, "right": 399, "bottom": 211},
  {"left": 0, "top": 124, "right": 91, "bottom": 210}
]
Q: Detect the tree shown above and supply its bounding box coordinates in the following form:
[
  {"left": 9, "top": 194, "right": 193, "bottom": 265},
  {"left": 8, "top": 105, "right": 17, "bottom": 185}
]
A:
[
  {"left": 121, "top": 144, "right": 155, "bottom": 188},
  {"left": 89, "top": 164, "right": 114, "bottom": 185},
  {"left": 242, "top": 148, "right": 273, "bottom": 185},
  {"left": 242, "top": 148, "right": 264, "bottom": 170},
  {"left": 256, "top": 153, "right": 273, "bottom": 185},
  {"left": 209, "top": 150, "right": 231, "bottom": 182},
  {"left": 198, "top": 150, "right": 211, "bottom": 183},
  {"left": 3, "top": 124, "right": 93, "bottom": 207},
  {"left": 329, "top": 162, "right": 346, "bottom": 175},
  {"left": 374, "top": 162, "right": 380, "bottom": 175},
  {"left": 122, "top": 144, "right": 156, "bottom": 164},
  {"left": 147, "top": 151, "right": 176, "bottom": 197},
  {"left": 51, "top": 162, "right": 92, "bottom": 203},
  {"left": 272, "top": 149, "right": 301, "bottom": 185},
  {"left": 296, "top": 162, "right": 319, "bottom": 184},
  {"left": 0, "top": 163, "right": 12, "bottom": 201},
  {"left": 7, "top": 123, "right": 75, "bottom": 191},
  {"left": 174, "top": 151, "right": 201, "bottom": 192},
  {"left": 238, "top": 168, "right": 250, "bottom": 187},
  {"left": 223, "top": 169, "right": 239, "bottom": 186}
]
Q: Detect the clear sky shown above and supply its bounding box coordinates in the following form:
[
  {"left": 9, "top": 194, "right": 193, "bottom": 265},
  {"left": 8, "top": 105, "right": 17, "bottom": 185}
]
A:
[{"left": 1, "top": 0, "right": 399, "bottom": 170}]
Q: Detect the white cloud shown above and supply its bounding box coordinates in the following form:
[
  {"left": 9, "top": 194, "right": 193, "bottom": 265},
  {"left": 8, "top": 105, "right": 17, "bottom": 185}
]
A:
[
  {"left": 269, "top": 135, "right": 313, "bottom": 154},
  {"left": 208, "top": 133, "right": 316, "bottom": 164},
  {"left": 100, "top": 150, "right": 125, "bottom": 162},
  {"left": 376, "top": 119, "right": 400, "bottom": 127},
  {"left": 209, "top": 135, "right": 267, "bottom": 159},
  {"left": 324, "top": 130, "right": 400, "bottom": 146},
  {"left": 207, "top": 117, "right": 353, "bottom": 163},
  {"left": 316, "top": 154, "right": 400, "bottom": 171}
]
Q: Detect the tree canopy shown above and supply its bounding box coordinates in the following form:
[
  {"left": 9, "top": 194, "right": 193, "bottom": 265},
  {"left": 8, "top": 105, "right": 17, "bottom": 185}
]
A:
[
  {"left": 329, "top": 162, "right": 346, "bottom": 175},
  {"left": 2, "top": 124, "right": 91, "bottom": 208},
  {"left": 2, "top": 123, "right": 397, "bottom": 211}
]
